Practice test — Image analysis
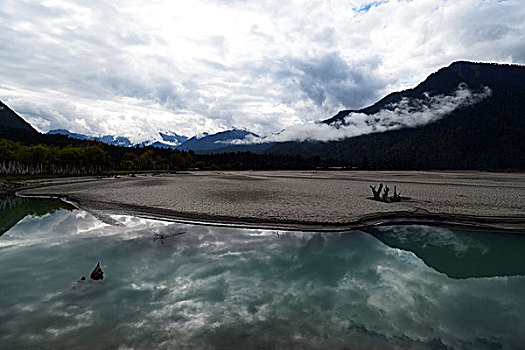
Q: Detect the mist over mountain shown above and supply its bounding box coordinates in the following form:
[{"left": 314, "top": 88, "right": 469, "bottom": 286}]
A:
[
  {"left": 268, "top": 61, "right": 525, "bottom": 169},
  {"left": 254, "top": 84, "right": 491, "bottom": 143},
  {"left": 324, "top": 61, "right": 524, "bottom": 123},
  {"left": 159, "top": 132, "right": 188, "bottom": 146},
  {"left": 138, "top": 132, "right": 190, "bottom": 149}
]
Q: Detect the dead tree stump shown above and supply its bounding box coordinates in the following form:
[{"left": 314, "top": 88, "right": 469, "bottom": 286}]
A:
[
  {"left": 392, "top": 186, "right": 401, "bottom": 202},
  {"left": 369, "top": 183, "right": 402, "bottom": 203},
  {"left": 90, "top": 262, "right": 104, "bottom": 281},
  {"left": 382, "top": 185, "right": 390, "bottom": 202},
  {"left": 370, "top": 183, "right": 383, "bottom": 200}
]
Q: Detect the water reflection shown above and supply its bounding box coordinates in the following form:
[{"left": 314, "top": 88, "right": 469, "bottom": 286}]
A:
[
  {"left": 0, "top": 204, "right": 524, "bottom": 349},
  {"left": 367, "top": 225, "right": 525, "bottom": 278},
  {"left": 0, "top": 193, "right": 75, "bottom": 236}
]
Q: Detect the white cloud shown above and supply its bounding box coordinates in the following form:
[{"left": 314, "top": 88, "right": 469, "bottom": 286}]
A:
[
  {"left": 0, "top": 0, "right": 523, "bottom": 140},
  {"left": 229, "top": 84, "right": 492, "bottom": 143}
]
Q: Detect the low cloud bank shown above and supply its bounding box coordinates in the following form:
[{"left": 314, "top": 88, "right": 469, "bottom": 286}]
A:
[{"left": 231, "top": 84, "right": 492, "bottom": 144}]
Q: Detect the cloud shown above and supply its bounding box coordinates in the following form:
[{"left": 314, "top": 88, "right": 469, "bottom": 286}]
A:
[
  {"left": 285, "top": 53, "right": 385, "bottom": 111},
  {"left": 0, "top": 0, "right": 523, "bottom": 140},
  {"left": 233, "top": 84, "right": 492, "bottom": 143}
]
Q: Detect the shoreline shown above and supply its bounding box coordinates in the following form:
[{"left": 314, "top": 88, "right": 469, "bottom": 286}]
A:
[
  {"left": 15, "top": 171, "right": 525, "bottom": 233},
  {"left": 17, "top": 192, "right": 525, "bottom": 233},
  {"left": 80, "top": 201, "right": 525, "bottom": 233}
]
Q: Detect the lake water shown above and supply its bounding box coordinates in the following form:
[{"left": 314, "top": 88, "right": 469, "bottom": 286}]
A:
[{"left": 1, "top": 195, "right": 525, "bottom": 349}]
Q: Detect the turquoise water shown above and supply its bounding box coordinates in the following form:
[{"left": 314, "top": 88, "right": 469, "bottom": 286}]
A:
[{"left": 1, "top": 196, "right": 525, "bottom": 349}]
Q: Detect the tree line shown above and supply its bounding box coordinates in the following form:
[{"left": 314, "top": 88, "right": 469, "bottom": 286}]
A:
[
  {"left": 0, "top": 138, "right": 348, "bottom": 176},
  {"left": 0, "top": 139, "right": 109, "bottom": 175}
]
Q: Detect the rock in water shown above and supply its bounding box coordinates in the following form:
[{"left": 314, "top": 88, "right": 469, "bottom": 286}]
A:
[{"left": 90, "top": 262, "right": 104, "bottom": 280}]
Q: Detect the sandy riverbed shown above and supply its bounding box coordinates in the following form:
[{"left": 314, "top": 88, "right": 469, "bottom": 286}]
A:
[{"left": 17, "top": 171, "right": 525, "bottom": 232}]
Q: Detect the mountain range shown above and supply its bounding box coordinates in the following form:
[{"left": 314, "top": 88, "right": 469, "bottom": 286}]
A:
[
  {"left": 47, "top": 129, "right": 133, "bottom": 147},
  {"left": 45, "top": 128, "right": 259, "bottom": 152},
  {"left": 1, "top": 61, "right": 524, "bottom": 169}
]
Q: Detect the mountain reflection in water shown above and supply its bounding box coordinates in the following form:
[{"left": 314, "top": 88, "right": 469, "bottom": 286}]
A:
[
  {"left": 367, "top": 225, "right": 525, "bottom": 278},
  {"left": 0, "top": 193, "right": 75, "bottom": 236},
  {"left": 0, "top": 197, "right": 524, "bottom": 349}
]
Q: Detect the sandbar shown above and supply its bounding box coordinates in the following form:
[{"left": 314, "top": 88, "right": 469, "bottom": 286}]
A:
[{"left": 17, "top": 170, "right": 525, "bottom": 232}]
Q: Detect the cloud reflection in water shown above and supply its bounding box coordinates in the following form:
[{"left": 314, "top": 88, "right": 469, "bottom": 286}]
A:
[{"left": 0, "top": 209, "right": 524, "bottom": 349}]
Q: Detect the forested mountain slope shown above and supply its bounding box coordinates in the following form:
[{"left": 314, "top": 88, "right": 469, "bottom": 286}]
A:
[{"left": 269, "top": 62, "right": 525, "bottom": 169}]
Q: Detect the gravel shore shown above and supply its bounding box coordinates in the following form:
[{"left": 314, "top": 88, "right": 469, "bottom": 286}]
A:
[{"left": 18, "top": 171, "right": 525, "bottom": 232}]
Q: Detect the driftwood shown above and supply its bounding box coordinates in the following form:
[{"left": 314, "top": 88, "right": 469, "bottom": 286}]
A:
[
  {"left": 392, "top": 186, "right": 401, "bottom": 202},
  {"left": 153, "top": 231, "right": 185, "bottom": 243},
  {"left": 370, "top": 183, "right": 403, "bottom": 203},
  {"left": 382, "top": 185, "right": 390, "bottom": 201},
  {"left": 370, "top": 183, "right": 383, "bottom": 200},
  {"left": 90, "top": 262, "right": 104, "bottom": 280}
]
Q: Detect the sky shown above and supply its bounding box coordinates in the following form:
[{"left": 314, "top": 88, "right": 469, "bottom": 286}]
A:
[{"left": 0, "top": 0, "right": 524, "bottom": 143}]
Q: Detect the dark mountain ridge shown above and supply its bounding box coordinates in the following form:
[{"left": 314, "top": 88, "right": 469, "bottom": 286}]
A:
[
  {"left": 323, "top": 61, "right": 524, "bottom": 124},
  {"left": 0, "top": 101, "right": 37, "bottom": 133},
  {"left": 0, "top": 106, "right": 110, "bottom": 147},
  {"left": 269, "top": 61, "right": 525, "bottom": 169},
  {"left": 177, "top": 129, "right": 260, "bottom": 152}
]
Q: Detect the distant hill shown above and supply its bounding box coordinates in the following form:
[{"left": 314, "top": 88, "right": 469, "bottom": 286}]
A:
[
  {"left": 269, "top": 61, "right": 525, "bottom": 169},
  {"left": 98, "top": 135, "right": 132, "bottom": 147},
  {"left": 48, "top": 129, "right": 133, "bottom": 147},
  {"left": 47, "top": 129, "right": 93, "bottom": 140},
  {"left": 192, "top": 142, "right": 274, "bottom": 154},
  {"left": 0, "top": 101, "right": 37, "bottom": 133},
  {"left": 177, "top": 129, "right": 261, "bottom": 152}
]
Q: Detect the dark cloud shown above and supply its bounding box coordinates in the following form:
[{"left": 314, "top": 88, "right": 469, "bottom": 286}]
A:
[{"left": 287, "top": 53, "right": 385, "bottom": 110}]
